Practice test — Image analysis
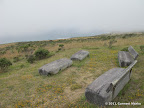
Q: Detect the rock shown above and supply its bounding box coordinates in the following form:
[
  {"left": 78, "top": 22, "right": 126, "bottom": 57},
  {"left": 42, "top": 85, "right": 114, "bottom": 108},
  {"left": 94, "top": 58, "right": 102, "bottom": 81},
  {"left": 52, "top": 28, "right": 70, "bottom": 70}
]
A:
[
  {"left": 85, "top": 60, "right": 137, "bottom": 106},
  {"left": 128, "top": 46, "right": 139, "bottom": 60},
  {"left": 71, "top": 50, "right": 89, "bottom": 61},
  {"left": 38, "top": 58, "right": 73, "bottom": 75},
  {"left": 118, "top": 51, "right": 134, "bottom": 67}
]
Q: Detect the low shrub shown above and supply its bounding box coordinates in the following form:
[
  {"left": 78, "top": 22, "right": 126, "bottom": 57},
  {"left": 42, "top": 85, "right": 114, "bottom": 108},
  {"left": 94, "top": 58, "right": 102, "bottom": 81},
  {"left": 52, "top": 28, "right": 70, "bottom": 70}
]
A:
[
  {"left": 25, "top": 55, "right": 29, "bottom": 59},
  {"left": 140, "top": 45, "right": 144, "bottom": 53},
  {"left": 13, "top": 57, "right": 20, "bottom": 62},
  {"left": 57, "top": 44, "right": 64, "bottom": 52},
  {"left": 121, "top": 47, "right": 128, "bottom": 52},
  {"left": 20, "top": 64, "right": 25, "bottom": 68},
  {"left": 34, "top": 49, "right": 50, "bottom": 60},
  {"left": 59, "top": 44, "right": 64, "bottom": 48},
  {"left": 0, "top": 50, "right": 6, "bottom": 55},
  {"left": 0, "top": 58, "right": 12, "bottom": 71},
  {"left": 58, "top": 48, "right": 62, "bottom": 51},
  {"left": 27, "top": 55, "right": 35, "bottom": 63},
  {"left": 122, "top": 34, "right": 135, "bottom": 39}
]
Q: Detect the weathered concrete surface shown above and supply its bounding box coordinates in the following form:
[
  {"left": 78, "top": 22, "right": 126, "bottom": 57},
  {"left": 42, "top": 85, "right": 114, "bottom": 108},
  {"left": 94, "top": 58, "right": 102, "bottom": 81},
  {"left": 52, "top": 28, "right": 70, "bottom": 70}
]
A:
[
  {"left": 118, "top": 51, "right": 134, "bottom": 67},
  {"left": 128, "top": 46, "right": 139, "bottom": 60},
  {"left": 38, "top": 58, "right": 73, "bottom": 75},
  {"left": 71, "top": 50, "right": 89, "bottom": 61},
  {"left": 85, "top": 60, "right": 137, "bottom": 106},
  {"left": 85, "top": 68, "right": 124, "bottom": 106}
]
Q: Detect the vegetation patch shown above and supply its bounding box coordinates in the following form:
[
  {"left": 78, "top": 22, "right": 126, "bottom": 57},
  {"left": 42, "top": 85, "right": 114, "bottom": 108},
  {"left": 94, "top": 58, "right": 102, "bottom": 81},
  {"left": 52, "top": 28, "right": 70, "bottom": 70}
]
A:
[
  {"left": 0, "top": 58, "right": 12, "bottom": 71},
  {"left": 108, "top": 39, "right": 117, "bottom": 49},
  {"left": 36, "top": 84, "right": 53, "bottom": 93},
  {"left": 121, "top": 47, "right": 129, "bottom": 52},
  {"left": 0, "top": 33, "right": 144, "bottom": 107},
  {"left": 13, "top": 56, "right": 20, "bottom": 63},
  {"left": 27, "top": 55, "right": 35, "bottom": 63},
  {"left": 34, "top": 49, "right": 50, "bottom": 60},
  {"left": 70, "top": 83, "right": 82, "bottom": 91},
  {"left": 140, "top": 45, "right": 144, "bottom": 54}
]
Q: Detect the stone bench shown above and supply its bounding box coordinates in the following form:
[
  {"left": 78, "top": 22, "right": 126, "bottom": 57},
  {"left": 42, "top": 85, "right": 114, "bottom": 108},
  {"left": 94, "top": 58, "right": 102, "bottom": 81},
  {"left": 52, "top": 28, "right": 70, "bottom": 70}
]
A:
[
  {"left": 85, "top": 60, "right": 137, "bottom": 106},
  {"left": 118, "top": 46, "right": 138, "bottom": 67},
  {"left": 71, "top": 50, "right": 89, "bottom": 61},
  {"left": 128, "top": 46, "right": 139, "bottom": 60},
  {"left": 38, "top": 58, "right": 73, "bottom": 75}
]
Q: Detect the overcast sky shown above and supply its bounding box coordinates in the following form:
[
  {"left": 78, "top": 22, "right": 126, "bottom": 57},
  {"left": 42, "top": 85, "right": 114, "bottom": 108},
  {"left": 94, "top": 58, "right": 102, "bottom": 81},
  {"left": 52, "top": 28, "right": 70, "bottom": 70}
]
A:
[{"left": 0, "top": 0, "right": 144, "bottom": 44}]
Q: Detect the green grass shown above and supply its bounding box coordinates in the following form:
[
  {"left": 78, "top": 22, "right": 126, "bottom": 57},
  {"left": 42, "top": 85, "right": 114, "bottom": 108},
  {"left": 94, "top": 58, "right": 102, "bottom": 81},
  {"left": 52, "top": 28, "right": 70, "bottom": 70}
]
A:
[
  {"left": 70, "top": 83, "right": 82, "bottom": 91},
  {"left": 0, "top": 33, "right": 144, "bottom": 107},
  {"left": 69, "top": 47, "right": 144, "bottom": 108}
]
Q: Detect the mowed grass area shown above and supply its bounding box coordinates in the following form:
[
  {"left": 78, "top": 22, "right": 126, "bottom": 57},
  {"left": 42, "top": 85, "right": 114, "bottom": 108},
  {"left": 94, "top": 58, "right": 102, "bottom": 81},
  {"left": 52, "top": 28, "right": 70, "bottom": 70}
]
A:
[{"left": 0, "top": 33, "right": 144, "bottom": 108}]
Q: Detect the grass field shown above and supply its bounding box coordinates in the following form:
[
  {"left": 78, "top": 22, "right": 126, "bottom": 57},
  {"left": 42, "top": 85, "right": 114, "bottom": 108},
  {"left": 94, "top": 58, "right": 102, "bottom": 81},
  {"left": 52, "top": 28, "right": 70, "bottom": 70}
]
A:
[{"left": 0, "top": 33, "right": 144, "bottom": 108}]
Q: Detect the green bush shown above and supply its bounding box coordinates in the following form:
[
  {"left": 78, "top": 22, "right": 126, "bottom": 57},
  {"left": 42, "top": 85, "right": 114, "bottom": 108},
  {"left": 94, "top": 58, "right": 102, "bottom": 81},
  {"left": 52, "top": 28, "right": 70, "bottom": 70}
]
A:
[
  {"left": 20, "top": 64, "right": 25, "bottom": 68},
  {"left": 13, "top": 57, "right": 20, "bottom": 62},
  {"left": 122, "top": 35, "right": 126, "bottom": 39},
  {"left": 121, "top": 47, "right": 128, "bottom": 51},
  {"left": 0, "top": 51, "right": 6, "bottom": 55},
  {"left": 27, "top": 55, "right": 35, "bottom": 63},
  {"left": 25, "top": 54, "right": 29, "bottom": 59},
  {"left": 58, "top": 48, "right": 62, "bottom": 51},
  {"left": 99, "top": 35, "right": 115, "bottom": 41},
  {"left": 122, "top": 34, "right": 134, "bottom": 39},
  {"left": 59, "top": 44, "right": 64, "bottom": 48},
  {"left": 0, "top": 58, "right": 12, "bottom": 71},
  {"left": 140, "top": 45, "right": 144, "bottom": 53},
  {"left": 34, "top": 49, "right": 50, "bottom": 60},
  {"left": 57, "top": 44, "right": 64, "bottom": 52}
]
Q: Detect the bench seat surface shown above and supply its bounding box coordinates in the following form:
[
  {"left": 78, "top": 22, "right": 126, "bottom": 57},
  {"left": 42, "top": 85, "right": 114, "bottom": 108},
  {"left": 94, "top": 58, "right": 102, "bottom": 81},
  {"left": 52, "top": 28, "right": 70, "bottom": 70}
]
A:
[
  {"left": 118, "top": 51, "right": 134, "bottom": 67},
  {"left": 85, "top": 67, "right": 131, "bottom": 106},
  {"left": 38, "top": 58, "right": 73, "bottom": 75},
  {"left": 71, "top": 50, "right": 89, "bottom": 61}
]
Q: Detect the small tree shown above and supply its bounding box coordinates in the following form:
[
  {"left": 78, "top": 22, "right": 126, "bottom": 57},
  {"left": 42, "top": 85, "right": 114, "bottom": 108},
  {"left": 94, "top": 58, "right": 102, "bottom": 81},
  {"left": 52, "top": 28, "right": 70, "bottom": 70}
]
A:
[
  {"left": 108, "top": 39, "right": 117, "bottom": 49},
  {"left": 0, "top": 58, "right": 12, "bottom": 71},
  {"left": 34, "top": 49, "right": 49, "bottom": 60}
]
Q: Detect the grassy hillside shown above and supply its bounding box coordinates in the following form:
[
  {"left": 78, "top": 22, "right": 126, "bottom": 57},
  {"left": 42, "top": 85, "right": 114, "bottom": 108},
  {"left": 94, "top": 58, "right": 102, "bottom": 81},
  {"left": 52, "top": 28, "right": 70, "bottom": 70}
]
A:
[{"left": 0, "top": 33, "right": 144, "bottom": 108}]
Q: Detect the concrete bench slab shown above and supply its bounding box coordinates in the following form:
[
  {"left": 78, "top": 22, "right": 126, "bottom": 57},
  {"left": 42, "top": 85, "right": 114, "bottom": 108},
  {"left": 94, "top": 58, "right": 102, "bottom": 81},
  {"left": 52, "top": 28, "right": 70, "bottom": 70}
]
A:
[
  {"left": 71, "top": 50, "right": 89, "bottom": 61},
  {"left": 38, "top": 58, "right": 73, "bottom": 75},
  {"left": 118, "top": 51, "right": 134, "bottom": 67},
  {"left": 85, "top": 60, "right": 137, "bottom": 106},
  {"left": 128, "top": 46, "right": 139, "bottom": 60},
  {"left": 118, "top": 46, "right": 138, "bottom": 67}
]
